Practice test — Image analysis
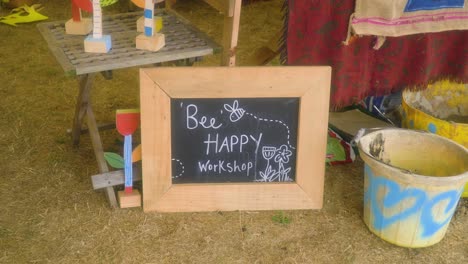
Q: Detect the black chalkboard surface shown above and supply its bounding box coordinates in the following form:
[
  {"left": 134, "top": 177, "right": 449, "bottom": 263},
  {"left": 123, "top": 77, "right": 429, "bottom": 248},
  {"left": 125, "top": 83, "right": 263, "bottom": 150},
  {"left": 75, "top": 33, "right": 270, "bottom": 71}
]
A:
[{"left": 171, "top": 98, "right": 299, "bottom": 183}]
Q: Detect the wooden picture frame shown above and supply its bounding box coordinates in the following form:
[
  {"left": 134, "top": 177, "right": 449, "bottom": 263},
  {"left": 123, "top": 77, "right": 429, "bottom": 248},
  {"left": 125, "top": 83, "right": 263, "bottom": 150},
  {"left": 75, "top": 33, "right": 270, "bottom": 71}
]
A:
[{"left": 140, "top": 67, "right": 331, "bottom": 212}]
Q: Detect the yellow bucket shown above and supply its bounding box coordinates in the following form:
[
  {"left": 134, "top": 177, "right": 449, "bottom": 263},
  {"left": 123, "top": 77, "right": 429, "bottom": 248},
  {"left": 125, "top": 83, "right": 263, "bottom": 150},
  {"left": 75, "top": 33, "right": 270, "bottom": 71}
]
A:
[
  {"left": 356, "top": 128, "right": 468, "bottom": 248},
  {"left": 401, "top": 81, "right": 468, "bottom": 196}
]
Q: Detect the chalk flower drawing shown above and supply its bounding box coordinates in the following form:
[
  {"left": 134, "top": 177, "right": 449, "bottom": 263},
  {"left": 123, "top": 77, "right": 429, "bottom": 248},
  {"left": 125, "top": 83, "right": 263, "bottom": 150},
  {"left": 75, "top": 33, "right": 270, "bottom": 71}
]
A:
[
  {"left": 274, "top": 145, "right": 292, "bottom": 182},
  {"left": 259, "top": 146, "right": 277, "bottom": 182},
  {"left": 259, "top": 145, "right": 292, "bottom": 182},
  {"left": 274, "top": 145, "right": 292, "bottom": 163}
]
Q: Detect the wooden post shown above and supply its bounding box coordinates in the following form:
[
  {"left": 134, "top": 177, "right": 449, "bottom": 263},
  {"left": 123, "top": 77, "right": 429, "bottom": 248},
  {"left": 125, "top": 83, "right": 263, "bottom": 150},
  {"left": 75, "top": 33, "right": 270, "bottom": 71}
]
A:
[{"left": 221, "top": 0, "right": 241, "bottom": 66}]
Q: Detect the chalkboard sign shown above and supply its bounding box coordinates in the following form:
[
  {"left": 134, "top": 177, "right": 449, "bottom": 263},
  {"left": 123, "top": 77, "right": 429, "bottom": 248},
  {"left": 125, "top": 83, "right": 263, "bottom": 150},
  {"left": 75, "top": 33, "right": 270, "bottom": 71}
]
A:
[
  {"left": 171, "top": 98, "right": 299, "bottom": 183},
  {"left": 140, "top": 67, "right": 331, "bottom": 212}
]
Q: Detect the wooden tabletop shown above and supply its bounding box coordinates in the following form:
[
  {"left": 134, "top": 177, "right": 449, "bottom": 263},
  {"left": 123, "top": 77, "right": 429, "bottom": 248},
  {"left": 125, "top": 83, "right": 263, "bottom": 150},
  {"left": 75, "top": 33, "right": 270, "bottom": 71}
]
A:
[{"left": 37, "top": 10, "right": 220, "bottom": 76}]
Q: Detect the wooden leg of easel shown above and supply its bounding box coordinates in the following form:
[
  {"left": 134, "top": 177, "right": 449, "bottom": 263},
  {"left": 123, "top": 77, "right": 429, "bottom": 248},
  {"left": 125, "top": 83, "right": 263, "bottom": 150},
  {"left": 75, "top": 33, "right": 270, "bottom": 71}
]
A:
[
  {"left": 72, "top": 74, "right": 94, "bottom": 146},
  {"left": 86, "top": 104, "right": 118, "bottom": 208},
  {"left": 221, "top": 0, "right": 242, "bottom": 66}
]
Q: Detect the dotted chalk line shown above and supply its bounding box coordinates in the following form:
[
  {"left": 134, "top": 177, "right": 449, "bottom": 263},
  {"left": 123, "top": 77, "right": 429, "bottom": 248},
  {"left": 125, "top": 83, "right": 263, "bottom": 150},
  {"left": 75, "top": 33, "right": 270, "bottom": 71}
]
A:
[
  {"left": 244, "top": 112, "right": 295, "bottom": 149},
  {"left": 172, "top": 158, "right": 184, "bottom": 179}
]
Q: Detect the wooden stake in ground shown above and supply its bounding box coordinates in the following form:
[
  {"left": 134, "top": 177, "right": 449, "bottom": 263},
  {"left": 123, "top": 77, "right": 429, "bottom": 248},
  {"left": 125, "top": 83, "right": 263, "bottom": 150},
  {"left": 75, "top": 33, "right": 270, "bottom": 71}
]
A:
[{"left": 116, "top": 109, "right": 141, "bottom": 208}]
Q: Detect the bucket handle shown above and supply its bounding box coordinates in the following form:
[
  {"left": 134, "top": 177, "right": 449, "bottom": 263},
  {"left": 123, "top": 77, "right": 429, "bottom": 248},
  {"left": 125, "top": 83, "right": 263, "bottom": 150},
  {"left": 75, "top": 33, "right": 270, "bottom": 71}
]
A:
[
  {"left": 351, "top": 128, "right": 384, "bottom": 147},
  {"left": 351, "top": 127, "right": 430, "bottom": 147}
]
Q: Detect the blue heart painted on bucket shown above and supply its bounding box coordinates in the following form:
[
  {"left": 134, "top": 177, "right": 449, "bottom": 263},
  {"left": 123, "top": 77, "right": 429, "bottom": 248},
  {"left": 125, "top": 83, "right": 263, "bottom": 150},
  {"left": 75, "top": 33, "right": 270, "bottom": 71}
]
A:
[
  {"left": 366, "top": 166, "right": 427, "bottom": 230},
  {"left": 420, "top": 189, "right": 462, "bottom": 238}
]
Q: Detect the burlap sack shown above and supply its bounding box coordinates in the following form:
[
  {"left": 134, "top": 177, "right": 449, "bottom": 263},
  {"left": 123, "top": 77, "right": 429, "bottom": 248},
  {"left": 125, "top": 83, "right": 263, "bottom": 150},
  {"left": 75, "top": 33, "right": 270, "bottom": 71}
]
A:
[{"left": 350, "top": 0, "right": 468, "bottom": 37}]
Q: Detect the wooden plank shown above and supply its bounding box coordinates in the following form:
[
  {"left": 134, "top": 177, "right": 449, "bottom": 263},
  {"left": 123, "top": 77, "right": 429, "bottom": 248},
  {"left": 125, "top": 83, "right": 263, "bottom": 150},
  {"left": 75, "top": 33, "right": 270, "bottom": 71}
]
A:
[
  {"left": 140, "top": 70, "right": 173, "bottom": 212},
  {"left": 221, "top": 0, "right": 241, "bottom": 66},
  {"left": 295, "top": 73, "right": 331, "bottom": 207},
  {"left": 155, "top": 183, "right": 315, "bottom": 212},
  {"left": 141, "top": 67, "right": 324, "bottom": 98},
  {"left": 91, "top": 165, "right": 142, "bottom": 189},
  {"left": 328, "top": 109, "right": 394, "bottom": 137}
]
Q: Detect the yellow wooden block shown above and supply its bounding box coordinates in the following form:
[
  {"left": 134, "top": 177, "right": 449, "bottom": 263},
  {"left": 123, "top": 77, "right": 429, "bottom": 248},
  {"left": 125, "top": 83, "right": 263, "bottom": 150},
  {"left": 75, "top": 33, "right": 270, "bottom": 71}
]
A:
[
  {"left": 118, "top": 189, "right": 142, "bottom": 208},
  {"left": 136, "top": 33, "right": 165, "bottom": 52},
  {"left": 137, "top": 16, "right": 163, "bottom": 33},
  {"left": 65, "top": 18, "right": 93, "bottom": 35}
]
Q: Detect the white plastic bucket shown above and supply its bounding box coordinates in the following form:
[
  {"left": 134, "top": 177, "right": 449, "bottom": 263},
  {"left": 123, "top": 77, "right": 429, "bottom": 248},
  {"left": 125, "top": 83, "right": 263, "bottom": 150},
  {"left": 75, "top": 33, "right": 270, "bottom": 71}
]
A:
[{"left": 356, "top": 128, "right": 468, "bottom": 248}]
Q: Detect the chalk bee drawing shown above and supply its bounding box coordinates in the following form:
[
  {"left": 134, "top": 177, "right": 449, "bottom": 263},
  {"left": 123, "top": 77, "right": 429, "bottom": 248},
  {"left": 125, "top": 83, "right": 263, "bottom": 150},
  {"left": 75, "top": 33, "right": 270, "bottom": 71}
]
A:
[{"left": 224, "top": 100, "right": 245, "bottom": 122}]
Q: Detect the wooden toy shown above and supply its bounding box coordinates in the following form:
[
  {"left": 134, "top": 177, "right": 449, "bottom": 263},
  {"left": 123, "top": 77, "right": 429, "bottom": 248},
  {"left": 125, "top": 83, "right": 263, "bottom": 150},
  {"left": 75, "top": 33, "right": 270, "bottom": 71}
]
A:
[
  {"left": 65, "top": 0, "right": 93, "bottom": 35},
  {"left": 116, "top": 109, "right": 141, "bottom": 208},
  {"left": 0, "top": 4, "right": 48, "bottom": 26},
  {"left": 84, "top": 0, "right": 112, "bottom": 53},
  {"left": 135, "top": 0, "right": 166, "bottom": 51},
  {"left": 136, "top": 15, "right": 162, "bottom": 33}
]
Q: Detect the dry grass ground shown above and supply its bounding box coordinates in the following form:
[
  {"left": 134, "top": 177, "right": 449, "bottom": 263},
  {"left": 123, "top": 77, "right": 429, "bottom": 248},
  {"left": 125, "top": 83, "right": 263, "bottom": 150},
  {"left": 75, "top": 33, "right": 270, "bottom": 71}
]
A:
[{"left": 0, "top": 0, "right": 467, "bottom": 263}]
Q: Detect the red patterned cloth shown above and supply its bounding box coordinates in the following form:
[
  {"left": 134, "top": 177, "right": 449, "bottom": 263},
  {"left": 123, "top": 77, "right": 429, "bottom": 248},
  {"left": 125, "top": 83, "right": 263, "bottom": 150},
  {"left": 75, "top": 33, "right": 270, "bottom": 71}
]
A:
[{"left": 282, "top": 0, "right": 468, "bottom": 109}]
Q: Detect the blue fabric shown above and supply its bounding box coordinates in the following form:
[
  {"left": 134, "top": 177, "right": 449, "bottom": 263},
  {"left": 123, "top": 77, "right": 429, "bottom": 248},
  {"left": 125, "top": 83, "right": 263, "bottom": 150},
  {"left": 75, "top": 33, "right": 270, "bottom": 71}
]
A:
[{"left": 405, "top": 0, "right": 464, "bottom": 12}]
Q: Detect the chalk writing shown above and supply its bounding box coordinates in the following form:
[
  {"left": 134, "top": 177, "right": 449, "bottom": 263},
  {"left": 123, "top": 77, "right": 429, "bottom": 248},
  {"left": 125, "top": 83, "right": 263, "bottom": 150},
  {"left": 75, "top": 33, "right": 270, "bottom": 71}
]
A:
[
  {"left": 203, "top": 133, "right": 263, "bottom": 155},
  {"left": 171, "top": 98, "right": 299, "bottom": 183},
  {"left": 186, "top": 104, "right": 222, "bottom": 130},
  {"left": 198, "top": 159, "right": 254, "bottom": 176}
]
